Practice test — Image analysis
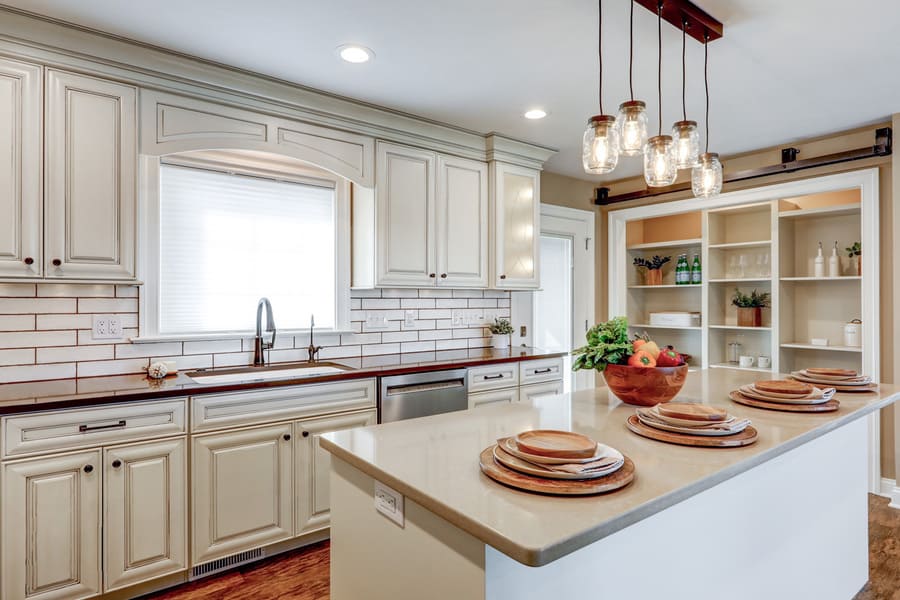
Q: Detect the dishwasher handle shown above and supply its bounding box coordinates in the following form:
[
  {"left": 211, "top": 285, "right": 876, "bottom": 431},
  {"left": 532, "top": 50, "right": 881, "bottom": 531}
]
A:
[{"left": 385, "top": 379, "right": 465, "bottom": 396}]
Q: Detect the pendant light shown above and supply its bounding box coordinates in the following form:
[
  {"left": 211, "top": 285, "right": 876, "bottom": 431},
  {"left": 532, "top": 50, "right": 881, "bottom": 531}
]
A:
[
  {"left": 672, "top": 17, "right": 700, "bottom": 169},
  {"left": 643, "top": 1, "right": 677, "bottom": 187},
  {"left": 692, "top": 32, "right": 723, "bottom": 198},
  {"left": 582, "top": 0, "right": 619, "bottom": 174},
  {"left": 616, "top": 0, "right": 648, "bottom": 156}
]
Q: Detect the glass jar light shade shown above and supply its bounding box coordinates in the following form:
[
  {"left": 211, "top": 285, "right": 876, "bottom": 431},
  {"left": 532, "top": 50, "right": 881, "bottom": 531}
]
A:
[
  {"left": 643, "top": 135, "right": 677, "bottom": 187},
  {"left": 692, "top": 152, "right": 723, "bottom": 198},
  {"left": 671, "top": 120, "right": 700, "bottom": 169},
  {"left": 616, "top": 100, "right": 648, "bottom": 156},
  {"left": 582, "top": 115, "right": 620, "bottom": 174}
]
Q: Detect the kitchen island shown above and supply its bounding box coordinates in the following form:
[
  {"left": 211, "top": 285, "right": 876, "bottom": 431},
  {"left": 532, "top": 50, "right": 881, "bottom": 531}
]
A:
[{"left": 321, "top": 369, "right": 899, "bottom": 600}]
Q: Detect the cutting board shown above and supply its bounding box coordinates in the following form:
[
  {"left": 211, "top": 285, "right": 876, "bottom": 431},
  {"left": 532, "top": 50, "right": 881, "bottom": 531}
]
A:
[
  {"left": 479, "top": 446, "right": 635, "bottom": 496},
  {"left": 625, "top": 415, "right": 758, "bottom": 448},
  {"left": 729, "top": 391, "right": 840, "bottom": 413}
]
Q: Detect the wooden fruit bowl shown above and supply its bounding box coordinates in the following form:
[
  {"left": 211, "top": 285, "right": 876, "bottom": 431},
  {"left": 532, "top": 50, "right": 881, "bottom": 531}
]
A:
[{"left": 603, "top": 363, "right": 688, "bottom": 407}]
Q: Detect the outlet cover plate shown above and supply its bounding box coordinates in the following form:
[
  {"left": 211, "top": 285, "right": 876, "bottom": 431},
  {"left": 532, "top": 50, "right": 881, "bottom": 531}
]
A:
[
  {"left": 374, "top": 480, "right": 404, "bottom": 527},
  {"left": 92, "top": 315, "right": 124, "bottom": 340}
]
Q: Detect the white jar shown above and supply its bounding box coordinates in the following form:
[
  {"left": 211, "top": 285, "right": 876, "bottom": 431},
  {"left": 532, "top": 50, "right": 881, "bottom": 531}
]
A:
[{"left": 843, "top": 320, "right": 862, "bottom": 348}]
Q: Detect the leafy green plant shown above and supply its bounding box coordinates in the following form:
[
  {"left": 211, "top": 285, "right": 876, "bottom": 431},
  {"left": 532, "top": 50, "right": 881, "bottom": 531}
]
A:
[
  {"left": 572, "top": 316, "right": 632, "bottom": 372},
  {"left": 731, "top": 288, "right": 771, "bottom": 308},
  {"left": 488, "top": 318, "right": 514, "bottom": 335},
  {"left": 632, "top": 255, "right": 671, "bottom": 270},
  {"left": 845, "top": 241, "right": 861, "bottom": 258}
]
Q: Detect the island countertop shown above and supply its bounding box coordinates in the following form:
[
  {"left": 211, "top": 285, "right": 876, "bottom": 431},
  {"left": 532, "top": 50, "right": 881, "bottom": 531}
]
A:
[{"left": 320, "top": 368, "right": 899, "bottom": 567}]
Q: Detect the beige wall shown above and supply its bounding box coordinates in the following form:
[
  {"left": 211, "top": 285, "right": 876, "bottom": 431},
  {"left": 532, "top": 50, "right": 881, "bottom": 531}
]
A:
[{"left": 541, "top": 123, "right": 897, "bottom": 480}]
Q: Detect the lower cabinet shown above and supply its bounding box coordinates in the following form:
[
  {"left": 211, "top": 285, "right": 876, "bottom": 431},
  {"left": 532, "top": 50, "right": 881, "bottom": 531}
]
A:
[
  {"left": 191, "top": 423, "right": 294, "bottom": 565},
  {"left": 518, "top": 380, "right": 565, "bottom": 403},
  {"left": 2, "top": 450, "right": 102, "bottom": 600},
  {"left": 468, "top": 387, "right": 519, "bottom": 409}
]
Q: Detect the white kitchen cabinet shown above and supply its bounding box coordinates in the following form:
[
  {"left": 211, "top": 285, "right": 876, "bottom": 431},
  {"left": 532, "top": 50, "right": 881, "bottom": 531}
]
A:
[
  {"left": 104, "top": 438, "right": 187, "bottom": 592},
  {"left": 435, "top": 155, "right": 489, "bottom": 287},
  {"left": 2, "top": 450, "right": 102, "bottom": 600},
  {"left": 294, "top": 409, "right": 376, "bottom": 534},
  {"left": 0, "top": 57, "right": 42, "bottom": 279},
  {"left": 468, "top": 387, "right": 518, "bottom": 410},
  {"left": 518, "top": 380, "right": 565, "bottom": 403},
  {"left": 492, "top": 162, "right": 541, "bottom": 289},
  {"left": 192, "top": 423, "right": 294, "bottom": 564},
  {"left": 45, "top": 69, "right": 137, "bottom": 280}
]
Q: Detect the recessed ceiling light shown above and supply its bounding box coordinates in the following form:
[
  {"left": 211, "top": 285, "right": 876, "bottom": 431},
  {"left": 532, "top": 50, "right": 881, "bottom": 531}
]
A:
[
  {"left": 337, "top": 44, "right": 374, "bottom": 64},
  {"left": 524, "top": 109, "right": 548, "bottom": 120}
]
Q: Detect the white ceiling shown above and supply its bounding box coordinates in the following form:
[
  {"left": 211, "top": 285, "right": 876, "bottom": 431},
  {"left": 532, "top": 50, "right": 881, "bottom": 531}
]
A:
[{"left": 5, "top": 0, "right": 899, "bottom": 181}]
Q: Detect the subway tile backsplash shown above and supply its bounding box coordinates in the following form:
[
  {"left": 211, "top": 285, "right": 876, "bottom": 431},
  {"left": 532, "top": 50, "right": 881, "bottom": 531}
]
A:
[{"left": 0, "top": 284, "right": 509, "bottom": 383}]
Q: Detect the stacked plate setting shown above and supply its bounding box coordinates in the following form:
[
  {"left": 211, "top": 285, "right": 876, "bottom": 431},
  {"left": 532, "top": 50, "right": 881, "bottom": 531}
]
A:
[
  {"left": 492, "top": 430, "right": 625, "bottom": 481},
  {"left": 790, "top": 368, "right": 875, "bottom": 392},
  {"left": 736, "top": 379, "right": 836, "bottom": 405},
  {"left": 635, "top": 403, "right": 751, "bottom": 437}
]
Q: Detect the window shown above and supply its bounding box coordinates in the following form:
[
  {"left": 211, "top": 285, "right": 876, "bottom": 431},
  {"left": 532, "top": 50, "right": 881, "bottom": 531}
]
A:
[{"left": 149, "top": 158, "right": 348, "bottom": 337}]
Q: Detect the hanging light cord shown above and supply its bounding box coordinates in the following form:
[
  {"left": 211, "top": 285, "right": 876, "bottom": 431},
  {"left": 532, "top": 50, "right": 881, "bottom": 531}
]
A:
[
  {"left": 657, "top": 1, "right": 663, "bottom": 136},
  {"left": 681, "top": 18, "right": 687, "bottom": 122},
  {"left": 628, "top": 0, "right": 635, "bottom": 101},
  {"left": 598, "top": 0, "right": 603, "bottom": 114},
  {"left": 704, "top": 32, "right": 710, "bottom": 152}
]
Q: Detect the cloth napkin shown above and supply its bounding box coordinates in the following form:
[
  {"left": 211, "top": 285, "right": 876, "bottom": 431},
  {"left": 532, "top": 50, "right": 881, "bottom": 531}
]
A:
[{"left": 637, "top": 407, "right": 751, "bottom": 433}]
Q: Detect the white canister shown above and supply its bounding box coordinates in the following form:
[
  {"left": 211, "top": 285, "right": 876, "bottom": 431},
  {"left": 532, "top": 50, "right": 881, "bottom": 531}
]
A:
[{"left": 843, "top": 319, "right": 862, "bottom": 347}]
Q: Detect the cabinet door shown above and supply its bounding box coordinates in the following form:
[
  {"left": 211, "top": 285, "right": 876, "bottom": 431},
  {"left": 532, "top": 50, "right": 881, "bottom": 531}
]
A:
[
  {"left": 492, "top": 162, "right": 540, "bottom": 289},
  {"left": 2, "top": 450, "right": 101, "bottom": 600},
  {"left": 518, "top": 380, "right": 564, "bottom": 403},
  {"left": 104, "top": 438, "right": 187, "bottom": 592},
  {"left": 192, "top": 424, "right": 293, "bottom": 564},
  {"left": 0, "top": 57, "right": 41, "bottom": 278},
  {"left": 375, "top": 141, "right": 436, "bottom": 286},
  {"left": 436, "top": 155, "right": 489, "bottom": 287},
  {"left": 45, "top": 69, "right": 137, "bottom": 280},
  {"left": 295, "top": 409, "right": 376, "bottom": 534},
  {"left": 468, "top": 388, "right": 518, "bottom": 410}
]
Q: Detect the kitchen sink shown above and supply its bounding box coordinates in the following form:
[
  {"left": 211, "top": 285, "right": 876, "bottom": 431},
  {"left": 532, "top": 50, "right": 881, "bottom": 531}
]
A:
[{"left": 187, "top": 362, "right": 351, "bottom": 385}]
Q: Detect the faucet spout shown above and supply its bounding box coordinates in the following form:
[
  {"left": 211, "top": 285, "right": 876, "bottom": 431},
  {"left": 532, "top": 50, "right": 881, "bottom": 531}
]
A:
[
  {"left": 253, "top": 298, "right": 276, "bottom": 366},
  {"left": 307, "top": 313, "right": 322, "bottom": 362}
]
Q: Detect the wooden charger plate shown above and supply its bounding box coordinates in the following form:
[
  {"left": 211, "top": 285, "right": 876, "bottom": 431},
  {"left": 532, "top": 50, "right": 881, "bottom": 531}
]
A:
[
  {"left": 515, "top": 430, "right": 597, "bottom": 459},
  {"left": 479, "top": 446, "right": 635, "bottom": 496},
  {"left": 729, "top": 391, "right": 840, "bottom": 413},
  {"left": 625, "top": 415, "right": 758, "bottom": 448}
]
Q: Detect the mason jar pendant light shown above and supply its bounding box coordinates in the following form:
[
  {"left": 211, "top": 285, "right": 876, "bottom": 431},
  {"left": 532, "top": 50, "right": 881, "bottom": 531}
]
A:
[
  {"left": 672, "top": 18, "right": 700, "bottom": 169},
  {"left": 644, "top": 1, "right": 677, "bottom": 187},
  {"left": 616, "top": 0, "right": 648, "bottom": 156},
  {"left": 582, "top": 0, "right": 619, "bottom": 174},
  {"left": 692, "top": 32, "right": 723, "bottom": 198}
]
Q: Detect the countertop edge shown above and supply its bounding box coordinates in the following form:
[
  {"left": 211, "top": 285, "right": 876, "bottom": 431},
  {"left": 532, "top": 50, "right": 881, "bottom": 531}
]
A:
[{"left": 319, "top": 391, "right": 900, "bottom": 567}]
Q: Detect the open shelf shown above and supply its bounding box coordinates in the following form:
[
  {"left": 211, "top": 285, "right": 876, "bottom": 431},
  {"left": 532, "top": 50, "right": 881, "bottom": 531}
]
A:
[
  {"left": 709, "top": 325, "right": 772, "bottom": 331},
  {"left": 780, "top": 276, "right": 861, "bottom": 282},
  {"left": 627, "top": 284, "right": 701, "bottom": 289},
  {"left": 780, "top": 343, "right": 863, "bottom": 353},
  {"left": 708, "top": 240, "right": 772, "bottom": 249},
  {"left": 778, "top": 203, "right": 861, "bottom": 219},
  {"left": 710, "top": 363, "right": 774, "bottom": 373},
  {"left": 629, "top": 324, "right": 702, "bottom": 331},
  {"left": 708, "top": 278, "right": 771, "bottom": 284},
  {"left": 626, "top": 238, "right": 703, "bottom": 251}
]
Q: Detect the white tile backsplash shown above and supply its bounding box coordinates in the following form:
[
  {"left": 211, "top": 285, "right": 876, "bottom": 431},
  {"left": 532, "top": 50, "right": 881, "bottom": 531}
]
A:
[{"left": 0, "top": 284, "right": 506, "bottom": 382}]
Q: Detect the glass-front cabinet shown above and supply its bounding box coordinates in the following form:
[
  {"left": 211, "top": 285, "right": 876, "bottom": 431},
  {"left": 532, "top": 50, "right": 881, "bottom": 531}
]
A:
[{"left": 492, "top": 162, "right": 540, "bottom": 289}]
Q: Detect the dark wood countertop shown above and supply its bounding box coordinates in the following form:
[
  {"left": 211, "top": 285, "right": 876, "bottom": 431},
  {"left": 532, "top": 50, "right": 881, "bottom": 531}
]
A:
[{"left": 0, "top": 348, "right": 565, "bottom": 415}]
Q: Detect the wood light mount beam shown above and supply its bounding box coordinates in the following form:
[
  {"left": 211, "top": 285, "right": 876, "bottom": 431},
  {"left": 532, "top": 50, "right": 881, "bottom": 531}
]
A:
[
  {"left": 594, "top": 127, "right": 892, "bottom": 206},
  {"left": 633, "top": 0, "right": 723, "bottom": 43}
]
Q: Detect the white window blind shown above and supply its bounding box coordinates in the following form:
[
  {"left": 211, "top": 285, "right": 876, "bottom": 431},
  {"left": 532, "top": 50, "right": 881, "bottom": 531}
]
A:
[{"left": 159, "top": 164, "right": 336, "bottom": 335}]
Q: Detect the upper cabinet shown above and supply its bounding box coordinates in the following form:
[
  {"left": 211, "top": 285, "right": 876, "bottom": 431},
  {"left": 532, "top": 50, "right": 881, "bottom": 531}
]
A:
[
  {"left": 371, "top": 142, "right": 489, "bottom": 288},
  {"left": 492, "top": 162, "right": 540, "bottom": 289},
  {"left": 45, "top": 70, "right": 137, "bottom": 280},
  {"left": 0, "top": 57, "right": 42, "bottom": 278}
]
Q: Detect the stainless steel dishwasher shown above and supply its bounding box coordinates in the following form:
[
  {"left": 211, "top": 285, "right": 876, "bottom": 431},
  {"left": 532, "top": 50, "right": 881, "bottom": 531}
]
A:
[{"left": 379, "top": 368, "right": 468, "bottom": 423}]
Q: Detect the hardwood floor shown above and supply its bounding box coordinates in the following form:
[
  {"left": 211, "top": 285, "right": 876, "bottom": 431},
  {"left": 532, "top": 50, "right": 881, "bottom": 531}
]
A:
[{"left": 145, "top": 494, "right": 900, "bottom": 600}]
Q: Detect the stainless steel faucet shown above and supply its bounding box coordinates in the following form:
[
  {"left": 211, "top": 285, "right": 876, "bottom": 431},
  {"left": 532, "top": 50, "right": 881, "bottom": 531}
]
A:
[
  {"left": 307, "top": 314, "right": 322, "bottom": 362},
  {"left": 253, "top": 298, "right": 276, "bottom": 366}
]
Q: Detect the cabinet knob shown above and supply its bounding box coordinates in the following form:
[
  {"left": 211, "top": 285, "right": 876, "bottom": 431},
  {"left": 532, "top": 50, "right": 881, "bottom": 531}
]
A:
[
  {"left": 283, "top": 434, "right": 291, "bottom": 441},
  {"left": 111, "top": 459, "right": 122, "bottom": 469},
  {"left": 302, "top": 431, "right": 310, "bottom": 438},
  {"left": 500, "top": 274, "right": 507, "bottom": 280},
  {"left": 440, "top": 273, "right": 447, "bottom": 279},
  {"left": 83, "top": 464, "right": 94, "bottom": 473},
  {"left": 429, "top": 273, "right": 436, "bottom": 278},
  {"left": 23, "top": 257, "right": 33, "bottom": 265},
  {"left": 52, "top": 259, "right": 62, "bottom": 267}
]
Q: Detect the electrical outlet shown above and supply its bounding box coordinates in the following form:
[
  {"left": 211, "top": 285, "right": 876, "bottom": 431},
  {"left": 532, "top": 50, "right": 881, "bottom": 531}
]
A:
[
  {"left": 403, "top": 310, "right": 416, "bottom": 327},
  {"left": 92, "top": 315, "right": 124, "bottom": 340},
  {"left": 451, "top": 310, "right": 464, "bottom": 327},
  {"left": 374, "top": 480, "right": 404, "bottom": 527}
]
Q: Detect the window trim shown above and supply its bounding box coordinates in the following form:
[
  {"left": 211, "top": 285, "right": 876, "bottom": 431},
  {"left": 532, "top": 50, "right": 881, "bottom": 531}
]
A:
[{"left": 135, "top": 152, "right": 351, "bottom": 343}]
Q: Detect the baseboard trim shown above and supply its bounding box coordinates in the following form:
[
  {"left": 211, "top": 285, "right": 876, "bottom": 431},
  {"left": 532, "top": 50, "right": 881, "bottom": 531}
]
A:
[{"left": 878, "top": 477, "right": 900, "bottom": 508}]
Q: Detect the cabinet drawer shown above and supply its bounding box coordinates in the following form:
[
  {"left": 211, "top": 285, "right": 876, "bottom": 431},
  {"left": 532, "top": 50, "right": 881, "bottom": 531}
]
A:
[
  {"left": 468, "top": 388, "right": 518, "bottom": 410},
  {"left": 2, "top": 399, "right": 186, "bottom": 458},
  {"left": 519, "top": 380, "right": 565, "bottom": 403},
  {"left": 191, "top": 378, "right": 376, "bottom": 432},
  {"left": 519, "top": 357, "right": 565, "bottom": 385},
  {"left": 467, "top": 363, "right": 519, "bottom": 392}
]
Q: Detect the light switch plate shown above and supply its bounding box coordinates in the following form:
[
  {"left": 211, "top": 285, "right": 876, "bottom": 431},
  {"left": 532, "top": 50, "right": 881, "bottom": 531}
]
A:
[
  {"left": 404, "top": 310, "right": 416, "bottom": 327},
  {"left": 374, "top": 480, "right": 404, "bottom": 527},
  {"left": 365, "top": 313, "right": 389, "bottom": 329}
]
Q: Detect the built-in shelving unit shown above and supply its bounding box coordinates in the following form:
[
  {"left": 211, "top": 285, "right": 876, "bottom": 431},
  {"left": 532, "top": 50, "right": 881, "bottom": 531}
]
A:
[{"left": 626, "top": 238, "right": 703, "bottom": 251}]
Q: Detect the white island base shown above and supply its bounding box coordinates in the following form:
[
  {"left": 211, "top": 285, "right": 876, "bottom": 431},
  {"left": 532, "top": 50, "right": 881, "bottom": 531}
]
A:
[{"left": 330, "top": 417, "right": 868, "bottom": 600}]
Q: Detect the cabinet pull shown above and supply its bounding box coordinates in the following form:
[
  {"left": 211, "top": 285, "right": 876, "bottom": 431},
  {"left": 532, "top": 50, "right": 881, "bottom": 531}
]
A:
[
  {"left": 83, "top": 464, "right": 94, "bottom": 473},
  {"left": 429, "top": 273, "right": 436, "bottom": 278},
  {"left": 533, "top": 368, "right": 553, "bottom": 374},
  {"left": 302, "top": 431, "right": 310, "bottom": 438},
  {"left": 500, "top": 274, "right": 507, "bottom": 280},
  {"left": 52, "top": 258, "right": 62, "bottom": 267},
  {"left": 440, "top": 273, "right": 447, "bottom": 278},
  {"left": 283, "top": 434, "right": 292, "bottom": 441},
  {"left": 483, "top": 373, "right": 505, "bottom": 380},
  {"left": 23, "top": 257, "right": 33, "bottom": 265},
  {"left": 79, "top": 419, "right": 126, "bottom": 433},
  {"left": 111, "top": 459, "right": 122, "bottom": 469}
]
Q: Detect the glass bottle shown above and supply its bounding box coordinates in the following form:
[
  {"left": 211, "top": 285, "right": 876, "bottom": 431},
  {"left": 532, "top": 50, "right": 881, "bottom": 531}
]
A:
[{"left": 691, "top": 254, "right": 702, "bottom": 284}]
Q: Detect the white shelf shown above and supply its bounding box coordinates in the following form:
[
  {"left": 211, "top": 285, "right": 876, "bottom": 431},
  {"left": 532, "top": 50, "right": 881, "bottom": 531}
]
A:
[
  {"left": 709, "top": 325, "right": 772, "bottom": 331},
  {"left": 626, "top": 238, "right": 702, "bottom": 251},
  {"left": 708, "top": 278, "right": 771, "bottom": 284},
  {"left": 707, "top": 240, "right": 772, "bottom": 249},
  {"left": 629, "top": 324, "right": 702, "bottom": 331},
  {"left": 778, "top": 203, "right": 861, "bottom": 219},
  {"left": 710, "top": 362, "right": 773, "bottom": 373},
  {"left": 627, "top": 284, "right": 701, "bottom": 289},
  {"left": 780, "top": 343, "right": 863, "bottom": 353},
  {"left": 780, "top": 276, "right": 861, "bottom": 282}
]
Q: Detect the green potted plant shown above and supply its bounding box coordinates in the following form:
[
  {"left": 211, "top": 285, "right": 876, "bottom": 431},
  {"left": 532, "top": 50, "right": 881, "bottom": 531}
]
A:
[
  {"left": 731, "top": 288, "right": 771, "bottom": 327},
  {"left": 846, "top": 241, "right": 861, "bottom": 275},
  {"left": 488, "top": 317, "right": 514, "bottom": 349},
  {"left": 633, "top": 255, "right": 671, "bottom": 286}
]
